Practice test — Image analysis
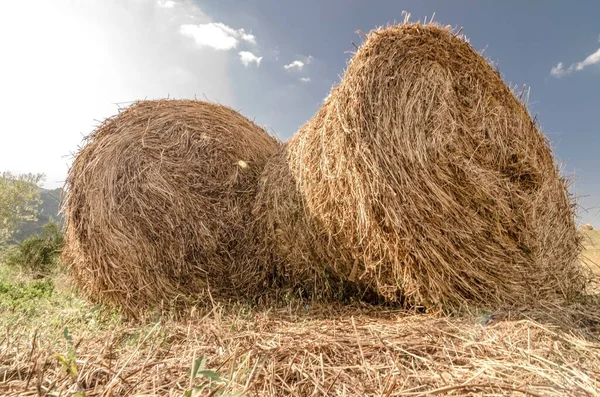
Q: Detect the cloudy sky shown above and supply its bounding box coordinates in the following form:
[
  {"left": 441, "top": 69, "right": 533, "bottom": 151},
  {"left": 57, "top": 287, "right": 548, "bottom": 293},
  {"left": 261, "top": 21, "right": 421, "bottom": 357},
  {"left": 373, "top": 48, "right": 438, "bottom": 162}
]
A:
[{"left": 0, "top": 0, "right": 598, "bottom": 225}]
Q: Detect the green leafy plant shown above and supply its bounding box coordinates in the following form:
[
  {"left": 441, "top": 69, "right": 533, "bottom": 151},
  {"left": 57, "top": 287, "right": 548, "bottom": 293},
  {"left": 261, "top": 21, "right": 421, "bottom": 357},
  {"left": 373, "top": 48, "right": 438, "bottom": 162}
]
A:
[
  {"left": 0, "top": 277, "right": 54, "bottom": 309},
  {"left": 183, "top": 355, "right": 241, "bottom": 397},
  {"left": 54, "top": 327, "right": 78, "bottom": 379}
]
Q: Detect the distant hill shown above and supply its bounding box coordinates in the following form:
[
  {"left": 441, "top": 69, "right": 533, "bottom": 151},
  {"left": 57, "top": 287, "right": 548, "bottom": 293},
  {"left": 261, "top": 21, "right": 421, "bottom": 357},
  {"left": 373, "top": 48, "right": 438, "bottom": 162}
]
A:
[{"left": 12, "top": 188, "right": 63, "bottom": 242}]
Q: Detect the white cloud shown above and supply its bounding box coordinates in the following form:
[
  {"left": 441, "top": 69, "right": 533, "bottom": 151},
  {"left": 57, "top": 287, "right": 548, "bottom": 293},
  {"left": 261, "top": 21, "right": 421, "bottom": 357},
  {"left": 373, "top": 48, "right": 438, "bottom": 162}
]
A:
[
  {"left": 550, "top": 62, "right": 567, "bottom": 78},
  {"left": 300, "top": 77, "right": 311, "bottom": 82},
  {"left": 284, "top": 55, "right": 313, "bottom": 72},
  {"left": 157, "top": 0, "right": 176, "bottom": 8},
  {"left": 180, "top": 22, "right": 256, "bottom": 50},
  {"left": 241, "top": 33, "right": 256, "bottom": 45},
  {"left": 180, "top": 23, "right": 237, "bottom": 50},
  {"left": 239, "top": 51, "right": 262, "bottom": 67},
  {"left": 575, "top": 48, "right": 600, "bottom": 71},
  {"left": 0, "top": 0, "right": 234, "bottom": 188},
  {"left": 550, "top": 48, "right": 600, "bottom": 78},
  {"left": 323, "top": 93, "right": 331, "bottom": 103},
  {"left": 284, "top": 60, "right": 304, "bottom": 71}
]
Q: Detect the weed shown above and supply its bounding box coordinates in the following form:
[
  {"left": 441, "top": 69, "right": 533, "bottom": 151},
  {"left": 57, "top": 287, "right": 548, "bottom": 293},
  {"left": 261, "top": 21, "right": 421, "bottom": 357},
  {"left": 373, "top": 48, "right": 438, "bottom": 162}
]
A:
[
  {"left": 54, "top": 327, "right": 78, "bottom": 379},
  {"left": 183, "top": 354, "right": 242, "bottom": 397}
]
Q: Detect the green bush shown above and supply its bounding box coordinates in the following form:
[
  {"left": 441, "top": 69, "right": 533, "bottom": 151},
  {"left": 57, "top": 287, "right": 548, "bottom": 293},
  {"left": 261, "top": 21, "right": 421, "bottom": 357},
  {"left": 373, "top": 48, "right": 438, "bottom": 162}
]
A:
[{"left": 3, "top": 221, "right": 64, "bottom": 274}]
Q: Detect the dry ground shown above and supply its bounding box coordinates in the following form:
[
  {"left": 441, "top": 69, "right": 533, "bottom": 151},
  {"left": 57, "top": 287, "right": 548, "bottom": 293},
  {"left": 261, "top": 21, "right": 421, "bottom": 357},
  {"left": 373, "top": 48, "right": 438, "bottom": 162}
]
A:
[{"left": 1, "top": 249, "right": 599, "bottom": 396}]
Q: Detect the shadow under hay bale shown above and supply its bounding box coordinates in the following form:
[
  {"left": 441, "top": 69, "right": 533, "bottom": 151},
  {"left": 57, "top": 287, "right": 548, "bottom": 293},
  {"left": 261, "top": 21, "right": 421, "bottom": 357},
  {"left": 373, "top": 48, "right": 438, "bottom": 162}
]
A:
[
  {"left": 265, "top": 22, "right": 587, "bottom": 311},
  {"left": 62, "top": 99, "right": 279, "bottom": 316}
]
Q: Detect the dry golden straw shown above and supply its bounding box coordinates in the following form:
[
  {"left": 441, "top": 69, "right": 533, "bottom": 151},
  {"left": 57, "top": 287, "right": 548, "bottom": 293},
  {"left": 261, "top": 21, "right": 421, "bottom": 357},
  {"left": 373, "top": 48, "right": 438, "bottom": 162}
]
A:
[
  {"left": 255, "top": 22, "right": 587, "bottom": 310},
  {"left": 247, "top": 145, "right": 369, "bottom": 302},
  {"left": 62, "top": 99, "right": 279, "bottom": 316},
  {"left": 2, "top": 302, "right": 599, "bottom": 396}
]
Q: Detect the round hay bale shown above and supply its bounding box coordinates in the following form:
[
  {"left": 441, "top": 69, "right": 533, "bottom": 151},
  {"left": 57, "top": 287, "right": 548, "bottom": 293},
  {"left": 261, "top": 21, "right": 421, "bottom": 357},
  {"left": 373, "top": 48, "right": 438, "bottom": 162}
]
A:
[
  {"left": 62, "top": 99, "right": 279, "bottom": 316},
  {"left": 272, "top": 23, "right": 586, "bottom": 309},
  {"left": 244, "top": 144, "right": 374, "bottom": 302},
  {"left": 582, "top": 224, "right": 594, "bottom": 231}
]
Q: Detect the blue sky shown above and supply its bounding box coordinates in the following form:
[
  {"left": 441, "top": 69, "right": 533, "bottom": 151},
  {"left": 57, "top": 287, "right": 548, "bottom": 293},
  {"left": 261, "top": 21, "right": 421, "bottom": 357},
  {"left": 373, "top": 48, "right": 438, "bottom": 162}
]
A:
[{"left": 0, "top": 0, "right": 598, "bottom": 225}]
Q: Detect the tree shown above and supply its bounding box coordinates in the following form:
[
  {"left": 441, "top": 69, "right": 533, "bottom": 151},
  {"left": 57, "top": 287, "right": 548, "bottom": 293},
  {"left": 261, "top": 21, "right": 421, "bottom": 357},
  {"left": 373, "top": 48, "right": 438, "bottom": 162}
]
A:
[{"left": 0, "top": 172, "right": 44, "bottom": 245}]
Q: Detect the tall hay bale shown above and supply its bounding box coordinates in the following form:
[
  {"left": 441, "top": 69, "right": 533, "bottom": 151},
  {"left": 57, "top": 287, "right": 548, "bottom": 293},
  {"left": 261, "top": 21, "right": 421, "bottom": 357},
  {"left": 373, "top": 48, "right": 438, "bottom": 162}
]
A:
[
  {"left": 62, "top": 99, "right": 279, "bottom": 315},
  {"left": 260, "top": 23, "right": 586, "bottom": 309}
]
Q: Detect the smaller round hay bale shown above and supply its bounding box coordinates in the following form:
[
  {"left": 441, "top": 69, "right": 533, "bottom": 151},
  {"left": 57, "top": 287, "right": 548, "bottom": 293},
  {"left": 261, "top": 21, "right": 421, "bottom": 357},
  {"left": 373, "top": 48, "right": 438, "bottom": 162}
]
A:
[
  {"left": 240, "top": 144, "right": 375, "bottom": 302},
  {"left": 62, "top": 99, "right": 279, "bottom": 316},
  {"left": 279, "top": 23, "right": 586, "bottom": 310},
  {"left": 582, "top": 224, "right": 594, "bottom": 231}
]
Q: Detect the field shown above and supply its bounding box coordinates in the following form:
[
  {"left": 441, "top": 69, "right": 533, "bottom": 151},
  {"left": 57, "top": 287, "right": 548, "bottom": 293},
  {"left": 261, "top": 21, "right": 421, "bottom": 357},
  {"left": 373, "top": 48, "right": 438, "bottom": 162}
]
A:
[{"left": 0, "top": 237, "right": 598, "bottom": 397}]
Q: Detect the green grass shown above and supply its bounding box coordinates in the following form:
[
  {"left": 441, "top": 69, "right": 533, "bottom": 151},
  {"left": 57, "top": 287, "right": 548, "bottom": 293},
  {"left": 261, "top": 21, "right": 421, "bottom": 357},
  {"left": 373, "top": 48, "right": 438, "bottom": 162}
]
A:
[{"left": 0, "top": 264, "right": 119, "bottom": 341}]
